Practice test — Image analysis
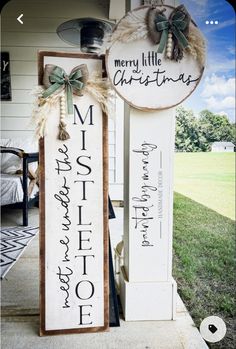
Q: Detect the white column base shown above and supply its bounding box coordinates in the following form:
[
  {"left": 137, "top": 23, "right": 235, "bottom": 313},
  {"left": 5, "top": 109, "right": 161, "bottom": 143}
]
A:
[{"left": 119, "top": 266, "right": 177, "bottom": 321}]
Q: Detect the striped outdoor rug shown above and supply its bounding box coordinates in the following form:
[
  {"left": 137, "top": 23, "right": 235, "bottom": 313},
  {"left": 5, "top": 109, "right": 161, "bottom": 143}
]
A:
[{"left": 0, "top": 226, "right": 38, "bottom": 279}]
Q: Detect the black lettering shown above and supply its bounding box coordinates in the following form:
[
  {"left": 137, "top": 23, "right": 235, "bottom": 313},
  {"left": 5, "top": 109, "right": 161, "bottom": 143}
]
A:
[
  {"left": 60, "top": 235, "right": 70, "bottom": 262},
  {"left": 77, "top": 230, "right": 92, "bottom": 250},
  {"left": 76, "top": 156, "right": 92, "bottom": 176},
  {"left": 81, "top": 130, "right": 86, "bottom": 150},
  {"left": 75, "top": 280, "right": 95, "bottom": 300},
  {"left": 75, "top": 255, "right": 95, "bottom": 275},
  {"left": 77, "top": 206, "right": 92, "bottom": 226},
  {"left": 74, "top": 180, "right": 94, "bottom": 200},
  {"left": 73, "top": 105, "right": 94, "bottom": 125},
  {"left": 55, "top": 144, "right": 72, "bottom": 174},
  {"left": 78, "top": 305, "right": 93, "bottom": 325}
]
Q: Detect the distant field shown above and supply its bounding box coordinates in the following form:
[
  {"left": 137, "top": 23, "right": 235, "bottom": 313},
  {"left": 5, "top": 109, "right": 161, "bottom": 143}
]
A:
[{"left": 174, "top": 152, "right": 235, "bottom": 220}]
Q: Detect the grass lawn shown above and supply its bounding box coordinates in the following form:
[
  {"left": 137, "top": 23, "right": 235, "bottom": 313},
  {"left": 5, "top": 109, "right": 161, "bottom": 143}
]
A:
[
  {"left": 173, "top": 193, "right": 235, "bottom": 348},
  {"left": 174, "top": 152, "right": 235, "bottom": 220}
]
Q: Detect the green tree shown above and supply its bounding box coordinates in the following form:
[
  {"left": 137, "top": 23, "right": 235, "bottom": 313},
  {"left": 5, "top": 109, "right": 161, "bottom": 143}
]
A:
[
  {"left": 175, "top": 107, "right": 208, "bottom": 152},
  {"left": 199, "top": 110, "right": 235, "bottom": 146}
]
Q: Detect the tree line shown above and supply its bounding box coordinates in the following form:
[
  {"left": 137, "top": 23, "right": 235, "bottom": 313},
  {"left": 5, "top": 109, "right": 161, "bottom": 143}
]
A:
[{"left": 175, "top": 107, "right": 235, "bottom": 152}]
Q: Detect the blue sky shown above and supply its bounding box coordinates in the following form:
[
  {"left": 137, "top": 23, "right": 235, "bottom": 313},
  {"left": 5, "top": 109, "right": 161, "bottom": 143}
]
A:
[{"left": 180, "top": 0, "right": 235, "bottom": 122}]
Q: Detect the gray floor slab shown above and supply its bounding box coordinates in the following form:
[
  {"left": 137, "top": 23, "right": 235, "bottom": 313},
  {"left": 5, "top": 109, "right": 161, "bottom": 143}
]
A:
[
  {"left": 1, "top": 206, "right": 208, "bottom": 349},
  {"left": 1, "top": 304, "right": 208, "bottom": 349}
]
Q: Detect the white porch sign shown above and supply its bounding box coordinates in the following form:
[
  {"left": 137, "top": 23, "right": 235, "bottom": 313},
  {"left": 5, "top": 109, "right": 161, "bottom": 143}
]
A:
[
  {"left": 39, "top": 52, "right": 109, "bottom": 335},
  {"left": 106, "top": 6, "right": 204, "bottom": 111},
  {"left": 106, "top": 1, "right": 205, "bottom": 320}
]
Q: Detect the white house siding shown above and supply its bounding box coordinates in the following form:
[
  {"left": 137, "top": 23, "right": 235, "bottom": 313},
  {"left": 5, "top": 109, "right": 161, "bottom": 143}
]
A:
[
  {"left": 212, "top": 146, "right": 234, "bottom": 152},
  {"left": 211, "top": 142, "right": 235, "bottom": 152},
  {"left": 1, "top": 0, "right": 124, "bottom": 199}
]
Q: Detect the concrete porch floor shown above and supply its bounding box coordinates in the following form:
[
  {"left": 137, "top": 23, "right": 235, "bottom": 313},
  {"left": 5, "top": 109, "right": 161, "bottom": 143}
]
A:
[{"left": 1, "top": 206, "right": 208, "bottom": 349}]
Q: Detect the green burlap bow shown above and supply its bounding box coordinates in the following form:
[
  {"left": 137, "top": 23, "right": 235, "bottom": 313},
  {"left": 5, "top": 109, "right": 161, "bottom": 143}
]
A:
[
  {"left": 155, "top": 6, "right": 190, "bottom": 54},
  {"left": 42, "top": 65, "right": 88, "bottom": 115}
]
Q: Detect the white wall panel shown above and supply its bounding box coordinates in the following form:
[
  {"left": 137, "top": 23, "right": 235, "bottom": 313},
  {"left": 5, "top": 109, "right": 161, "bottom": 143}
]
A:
[
  {"left": 1, "top": 47, "right": 79, "bottom": 61},
  {"left": 1, "top": 104, "right": 32, "bottom": 117},
  {"left": 0, "top": 131, "right": 34, "bottom": 139},
  {"left": 2, "top": 0, "right": 109, "bottom": 18},
  {"left": 2, "top": 33, "right": 72, "bottom": 47},
  {"left": 7, "top": 90, "right": 34, "bottom": 104},
  {"left": 1, "top": 18, "right": 69, "bottom": 33},
  {"left": 11, "top": 61, "right": 37, "bottom": 75},
  {"left": 108, "top": 131, "right": 115, "bottom": 145},
  {"left": 1, "top": 117, "right": 33, "bottom": 131},
  {"left": 10, "top": 76, "right": 38, "bottom": 89},
  {"left": 1, "top": 0, "right": 123, "bottom": 196}
]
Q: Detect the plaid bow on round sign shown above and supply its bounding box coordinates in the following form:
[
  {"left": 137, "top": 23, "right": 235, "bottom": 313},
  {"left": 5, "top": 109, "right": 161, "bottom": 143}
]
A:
[{"left": 155, "top": 6, "right": 190, "bottom": 53}]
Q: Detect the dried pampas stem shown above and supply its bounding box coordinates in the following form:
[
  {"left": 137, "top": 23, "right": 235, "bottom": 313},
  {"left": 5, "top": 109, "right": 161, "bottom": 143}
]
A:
[
  {"left": 31, "top": 87, "right": 63, "bottom": 139},
  {"left": 109, "top": 10, "right": 148, "bottom": 44},
  {"left": 185, "top": 23, "right": 206, "bottom": 66},
  {"left": 85, "top": 76, "right": 115, "bottom": 117}
]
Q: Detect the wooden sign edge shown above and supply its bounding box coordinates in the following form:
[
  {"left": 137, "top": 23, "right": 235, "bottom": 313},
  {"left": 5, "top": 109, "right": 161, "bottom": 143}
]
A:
[
  {"left": 105, "top": 4, "right": 205, "bottom": 111},
  {"left": 38, "top": 51, "right": 109, "bottom": 336}
]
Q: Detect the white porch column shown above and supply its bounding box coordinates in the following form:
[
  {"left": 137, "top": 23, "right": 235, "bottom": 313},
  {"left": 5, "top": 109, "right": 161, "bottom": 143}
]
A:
[{"left": 120, "top": 0, "right": 177, "bottom": 321}]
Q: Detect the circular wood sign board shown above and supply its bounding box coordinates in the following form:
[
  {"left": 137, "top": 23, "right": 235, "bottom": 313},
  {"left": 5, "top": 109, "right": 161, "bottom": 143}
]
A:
[{"left": 106, "top": 6, "right": 204, "bottom": 111}]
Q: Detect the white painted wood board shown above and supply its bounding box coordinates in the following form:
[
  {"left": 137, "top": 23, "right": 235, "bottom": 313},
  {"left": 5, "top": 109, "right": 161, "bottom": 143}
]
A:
[
  {"left": 39, "top": 53, "right": 109, "bottom": 335},
  {"left": 106, "top": 6, "right": 204, "bottom": 111}
]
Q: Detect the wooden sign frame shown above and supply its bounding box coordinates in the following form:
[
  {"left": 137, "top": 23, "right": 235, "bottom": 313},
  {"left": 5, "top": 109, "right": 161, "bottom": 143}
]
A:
[
  {"left": 39, "top": 51, "right": 109, "bottom": 336},
  {"left": 106, "top": 5, "right": 204, "bottom": 111}
]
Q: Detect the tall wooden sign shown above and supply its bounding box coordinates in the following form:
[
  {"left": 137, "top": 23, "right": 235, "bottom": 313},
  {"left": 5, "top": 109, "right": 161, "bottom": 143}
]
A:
[
  {"left": 106, "top": 0, "right": 205, "bottom": 320},
  {"left": 39, "top": 52, "right": 109, "bottom": 335}
]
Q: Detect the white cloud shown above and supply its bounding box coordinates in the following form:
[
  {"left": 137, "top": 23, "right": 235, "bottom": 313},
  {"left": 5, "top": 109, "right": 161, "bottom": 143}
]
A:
[
  {"left": 201, "top": 74, "right": 235, "bottom": 97},
  {"left": 206, "top": 57, "right": 235, "bottom": 74},
  {"left": 218, "top": 111, "right": 229, "bottom": 117},
  {"left": 201, "top": 73, "right": 235, "bottom": 119},
  {"left": 204, "top": 96, "right": 235, "bottom": 110},
  {"left": 228, "top": 46, "right": 236, "bottom": 55}
]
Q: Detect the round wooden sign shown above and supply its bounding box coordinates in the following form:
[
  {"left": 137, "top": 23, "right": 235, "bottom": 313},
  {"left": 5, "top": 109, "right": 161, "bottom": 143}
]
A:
[{"left": 106, "top": 5, "right": 205, "bottom": 111}]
